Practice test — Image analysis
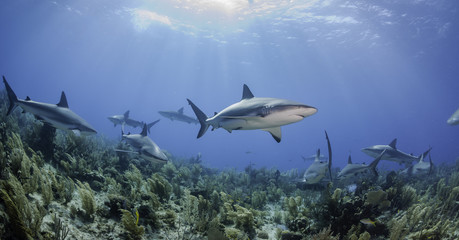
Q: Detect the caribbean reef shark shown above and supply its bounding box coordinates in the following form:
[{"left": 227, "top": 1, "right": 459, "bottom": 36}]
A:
[
  {"left": 120, "top": 124, "right": 168, "bottom": 163},
  {"left": 447, "top": 107, "right": 459, "bottom": 125},
  {"left": 302, "top": 131, "right": 333, "bottom": 184},
  {"left": 108, "top": 110, "right": 160, "bottom": 134},
  {"left": 3, "top": 76, "right": 96, "bottom": 135},
  {"left": 361, "top": 139, "right": 431, "bottom": 166},
  {"left": 158, "top": 107, "right": 199, "bottom": 124},
  {"left": 401, "top": 152, "right": 434, "bottom": 176},
  {"left": 187, "top": 84, "right": 317, "bottom": 142},
  {"left": 337, "top": 150, "right": 386, "bottom": 181}
]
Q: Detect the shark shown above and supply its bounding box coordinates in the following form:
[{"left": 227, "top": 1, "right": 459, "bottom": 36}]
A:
[
  {"left": 3, "top": 76, "right": 97, "bottom": 135},
  {"left": 401, "top": 152, "right": 434, "bottom": 176},
  {"left": 108, "top": 110, "right": 160, "bottom": 134},
  {"left": 447, "top": 107, "right": 459, "bottom": 125},
  {"left": 158, "top": 107, "right": 199, "bottom": 124},
  {"left": 337, "top": 150, "right": 386, "bottom": 181},
  {"left": 361, "top": 138, "right": 431, "bottom": 166},
  {"left": 302, "top": 131, "right": 333, "bottom": 184},
  {"left": 187, "top": 84, "right": 317, "bottom": 142},
  {"left": 108, "top": 110, "right": 130, "bottom": 127},
  {"left": 120, "top": 124, "right": 168, "bottom": 163}
]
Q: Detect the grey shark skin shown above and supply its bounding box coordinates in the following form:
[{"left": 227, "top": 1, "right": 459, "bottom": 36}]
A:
[
  {"left": 303, "top": 149, "right": 329, "bottom": 184},
  {"left": 187, "top": 84, "right": 317, "bottom": 142},
  {"left": 337, "top": 150, "right": 386, "bottom": 181},
  {"left": 303, "top": 131, "right": 333, "bottom": 184},
  {"left": 401, "top": 153, "right": 434, "bottom": 176},
  {"left": 361, "top": 138, "right": 431, "bottom": 166},
  {"left": 108, "top": 110, "right": 160, "bottom": 134},
  {"left": 158, "top": 107, "right": 199, "bottom": 124},
  {"left": 3, "top": 76, "right": 96, "bottom": 135},
  {"left": 108, "top": 110, "right": 130, "bottom": 127},
  {"left": 447, "top": 107, "right": 459, "bottom": 125},
  {"left": 122, "top": 124, "right": 168, "bottom": 163}
]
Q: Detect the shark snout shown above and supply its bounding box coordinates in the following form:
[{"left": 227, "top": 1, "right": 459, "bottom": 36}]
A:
[{"left": 298, "top": 106, "right": 317, "bottom": 117}]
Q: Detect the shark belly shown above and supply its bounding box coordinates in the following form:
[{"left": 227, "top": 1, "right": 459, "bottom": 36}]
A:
[{"left": 219, "top": 111, "right": 306, "bottom": 131}]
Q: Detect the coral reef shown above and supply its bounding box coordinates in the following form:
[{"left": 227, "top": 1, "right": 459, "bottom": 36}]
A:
[{"left": 1, "top": 91, "right": 459, "bottom": 240}]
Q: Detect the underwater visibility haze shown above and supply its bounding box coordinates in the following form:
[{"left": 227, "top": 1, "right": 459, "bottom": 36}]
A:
[{"left": 0, "top": 0, "right": 459, "bottom": 239}]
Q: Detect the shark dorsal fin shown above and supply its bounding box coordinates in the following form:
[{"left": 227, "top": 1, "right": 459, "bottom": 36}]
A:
[
  {"left": 178, "top": 107, "right": 184, "bottom": 114},
  {"left": 315, "top": 149, "right": 320, "bottom": 161},
  {"left": 348, "top": 155, "right": 352, "bottom": 164},
  {"left": 389, "top": 138, "right": 397, "bottom": 149},
  {"left": 242, "top": 84, "right": 254, "bottom": 100},
  {"left": 25, "top": 96, "right": 31, "bottom": 101},
  {"left": 124, "top": 110, "right": 130, "bottom": 119},
  {"left": 141, "top": 124, "right": 148, "bottom": 136},
  {"left": 57, "top": 91, "right": 69, "bottom": 108}
]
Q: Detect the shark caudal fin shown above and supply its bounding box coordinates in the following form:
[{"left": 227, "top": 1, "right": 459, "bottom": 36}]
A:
[
  {"left": 146, "top": 119, "right": 160, "bottom": 134},
  {"left": 2, "top": 76, "right": 19, "bottom": 115},
  {"left": 187, "top": 99, "right": 209, "bottom": 139},
  {"left": 419, "top": 146, "right": 432, "bottom": 160},
  {"left": 325, "top": 130, "right": 332, "bottom": 181},
  {"left": 369, "top": 149, "right": 386, "bottom": 176}
]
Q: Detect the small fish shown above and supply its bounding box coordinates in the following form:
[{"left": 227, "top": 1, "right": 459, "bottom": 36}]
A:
[{"left": 360, "top": 218, "right": 376, "bottom": 227}]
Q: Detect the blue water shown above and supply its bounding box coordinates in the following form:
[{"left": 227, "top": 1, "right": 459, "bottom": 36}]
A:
[{"left": 1, "top": 0, "right": 458, "bottom": 171}]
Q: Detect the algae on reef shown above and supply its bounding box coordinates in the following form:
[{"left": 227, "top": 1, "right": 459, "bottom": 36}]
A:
[{"left": 1, "top": 90, "right": 459, "bottom": 240}]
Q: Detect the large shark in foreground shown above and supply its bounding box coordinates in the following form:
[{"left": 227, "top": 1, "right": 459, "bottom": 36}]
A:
[
  {"left": 337, "top": 150, "right": 386, "bottom": 181},
  {"left": 361, "top": 139, "right": 431, "bottom": 166},
  {"left": 108, "top": 110, "right": 159, "bottom": 134},
  {"left": 3, "top": 76, "right": 97, "bottom": 135},
  {"left": 187, "top": 84, "right": 317, "bottom": 142},
  {"left": 302, "top": 131, "right": 333, "bottom": 184},
  {"left": 447, "top": 107, "right": 459, "bottom": 125},
  {"left": 121, "top": 124, "right": 168, "bottom": 163},
  {"left": 158, "top": 107, "right": 199, "bottom": 124}
]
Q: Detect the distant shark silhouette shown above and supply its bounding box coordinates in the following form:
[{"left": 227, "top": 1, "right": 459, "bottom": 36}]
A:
[
  {"left": 447, "top": 107, "right": 459, "bottom": 125},
  {"left": 361, "top": 138, "right": 431, "bottom": 166},
  {"left": 120, "top": 124, "right": 168, "bottom": 163},
  {"left": 3, "top": 76, "right": 96, "bottom": 135},
  {"left": 187, "top": 84, "right": 317, "bottom": 142},
  {"left": 108, "top": 110, "right": 159, "bottom": 134},
  {"left": 158, "top": 107, "right": 198, "bottom": 124}
]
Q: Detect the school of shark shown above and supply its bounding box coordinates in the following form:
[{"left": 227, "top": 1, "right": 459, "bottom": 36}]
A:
[{"left": 1, "top": 75, "right": 458, "bottom": 240}]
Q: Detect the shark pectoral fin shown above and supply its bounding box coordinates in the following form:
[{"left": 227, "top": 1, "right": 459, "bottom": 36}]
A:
[{"left": 262, "top": 127, "right": 281, "bottom": 143}]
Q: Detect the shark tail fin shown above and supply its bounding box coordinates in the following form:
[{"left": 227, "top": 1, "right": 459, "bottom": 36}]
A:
[
  {"left": 146, "top": 119, "right": 160, "bottom": 134},
  {"left": 3, "top": 76, "right": 19, "bottom": 115},
  {"left": 428, "top": 152, "right": 433, "bottom": 175},
  {"left": 325, "top": 130, "right": 332, "bottom": 181},
  {"left": 369, "top": 149, "right": 386, "bottom": 176},
  {"left": 187, "top": 99, "right": 209, "bottom": 138}
]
